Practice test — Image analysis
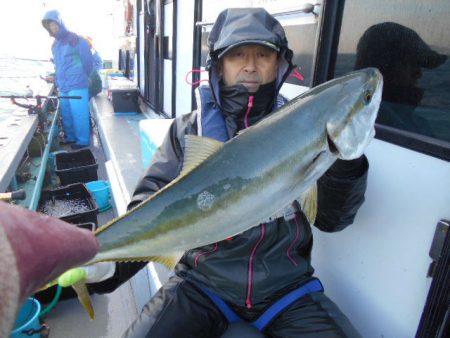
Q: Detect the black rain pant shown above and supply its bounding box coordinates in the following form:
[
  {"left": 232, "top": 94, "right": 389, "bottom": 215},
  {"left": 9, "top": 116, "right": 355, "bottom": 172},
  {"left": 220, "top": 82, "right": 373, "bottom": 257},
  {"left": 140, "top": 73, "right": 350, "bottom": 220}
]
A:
[{"left": 121, "top": 275, "right": 361, "bottom": 338}]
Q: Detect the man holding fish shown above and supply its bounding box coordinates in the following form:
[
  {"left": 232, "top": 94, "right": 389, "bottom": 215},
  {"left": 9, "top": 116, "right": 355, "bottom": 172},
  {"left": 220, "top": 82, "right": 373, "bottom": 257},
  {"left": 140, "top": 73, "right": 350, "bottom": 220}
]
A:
[
  {"left": 54, "top": 7, "right": 383, "bottom": 337},
  {"left": 0, "top": 7, "right": 383, "bottom": 338}
]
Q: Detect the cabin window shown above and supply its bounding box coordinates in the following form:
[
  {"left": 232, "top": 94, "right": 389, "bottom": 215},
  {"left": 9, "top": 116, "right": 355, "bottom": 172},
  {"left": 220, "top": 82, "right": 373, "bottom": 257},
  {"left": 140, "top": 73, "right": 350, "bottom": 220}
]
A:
[
  {"left": 119, "top": 49, "right": 135, "bottom": 80},
  {"left": 333, "top": 0, "right": 450, "bottom": 159}
]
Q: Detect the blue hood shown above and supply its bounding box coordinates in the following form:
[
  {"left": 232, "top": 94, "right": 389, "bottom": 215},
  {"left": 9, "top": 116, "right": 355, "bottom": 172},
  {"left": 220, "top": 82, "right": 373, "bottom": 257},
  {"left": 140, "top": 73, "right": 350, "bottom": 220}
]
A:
[
  {"left": 41, "top": 10, "right": 93, "bottom": 92},
  {"left": 42, "top": 10, "right": 69, "bottom": 40}
]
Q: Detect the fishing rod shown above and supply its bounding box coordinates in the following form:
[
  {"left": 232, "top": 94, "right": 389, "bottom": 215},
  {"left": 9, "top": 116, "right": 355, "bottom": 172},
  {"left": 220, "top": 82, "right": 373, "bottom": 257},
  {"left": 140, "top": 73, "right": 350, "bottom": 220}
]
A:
[
  {"left": 0, "top": 95, "right": 81, "bottom": 100},
  {"left": 0, "top": 95, "right": 81, "bottom": 113},
  {"left": 0, "top": 189, "right": 26, "bottom": 202},
  {"left": 14, "top": 57, "right": 52, "bottom": 62}
]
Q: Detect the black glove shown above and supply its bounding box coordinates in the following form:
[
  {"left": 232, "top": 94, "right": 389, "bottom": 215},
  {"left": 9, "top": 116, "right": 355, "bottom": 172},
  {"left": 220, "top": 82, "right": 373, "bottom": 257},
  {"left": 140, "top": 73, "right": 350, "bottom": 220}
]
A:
[{"left": 326, "top": 156, "right": 367, "bottom": 179}]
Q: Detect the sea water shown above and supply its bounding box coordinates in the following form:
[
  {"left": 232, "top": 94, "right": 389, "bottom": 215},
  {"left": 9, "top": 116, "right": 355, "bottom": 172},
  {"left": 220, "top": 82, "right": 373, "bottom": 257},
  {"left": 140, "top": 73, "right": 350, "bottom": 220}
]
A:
[{"left": 0, "top": 54, "right": 54, "bottom": 123}]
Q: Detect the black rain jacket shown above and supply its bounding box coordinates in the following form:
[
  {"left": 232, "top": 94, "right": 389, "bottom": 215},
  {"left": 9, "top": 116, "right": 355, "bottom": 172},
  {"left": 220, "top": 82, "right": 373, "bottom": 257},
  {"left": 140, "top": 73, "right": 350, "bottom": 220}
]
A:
[{"left": 89, "top": 7, "right": 369, "bottom": 309}]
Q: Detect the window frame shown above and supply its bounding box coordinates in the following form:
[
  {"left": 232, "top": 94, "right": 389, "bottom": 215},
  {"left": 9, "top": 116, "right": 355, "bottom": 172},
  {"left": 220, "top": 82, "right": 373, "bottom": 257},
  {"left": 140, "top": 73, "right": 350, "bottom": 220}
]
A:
[{"left": 321, "top": 0, "right": 450, "bottom": 162}]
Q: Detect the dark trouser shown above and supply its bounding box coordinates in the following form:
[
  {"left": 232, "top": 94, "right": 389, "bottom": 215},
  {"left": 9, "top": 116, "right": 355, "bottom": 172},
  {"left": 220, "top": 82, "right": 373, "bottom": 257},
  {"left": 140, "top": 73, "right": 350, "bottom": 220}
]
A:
[{"left": 122, "top": 275, "right": 361, "bottom": 338}]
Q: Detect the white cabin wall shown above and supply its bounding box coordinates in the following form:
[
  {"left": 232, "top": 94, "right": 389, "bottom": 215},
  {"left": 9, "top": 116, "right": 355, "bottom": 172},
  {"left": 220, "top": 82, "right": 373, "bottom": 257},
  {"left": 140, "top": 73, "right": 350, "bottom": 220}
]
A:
[
  {"left": 312, "top": 139, "right": 450, "bottom": 338},
  {"left": 175, "top": 0, "right": 196, "bottom": 117}
]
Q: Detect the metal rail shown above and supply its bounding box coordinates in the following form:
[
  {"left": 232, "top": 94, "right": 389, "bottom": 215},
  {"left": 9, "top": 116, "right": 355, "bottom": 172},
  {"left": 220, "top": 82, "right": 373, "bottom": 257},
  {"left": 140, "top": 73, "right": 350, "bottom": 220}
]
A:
[{"left": 28, "top": 102, "right": 60, "bottom": 211}]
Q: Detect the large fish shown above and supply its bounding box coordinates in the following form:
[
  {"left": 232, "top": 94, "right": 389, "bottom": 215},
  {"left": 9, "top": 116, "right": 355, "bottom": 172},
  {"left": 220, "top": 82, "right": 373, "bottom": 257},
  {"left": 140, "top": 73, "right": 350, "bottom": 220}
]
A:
[
  {"left": 92, "top": 67, "right": 382, "bottom": 264},
  {"left": 62, "top": 67, "right": 383, "bottom": 319}
]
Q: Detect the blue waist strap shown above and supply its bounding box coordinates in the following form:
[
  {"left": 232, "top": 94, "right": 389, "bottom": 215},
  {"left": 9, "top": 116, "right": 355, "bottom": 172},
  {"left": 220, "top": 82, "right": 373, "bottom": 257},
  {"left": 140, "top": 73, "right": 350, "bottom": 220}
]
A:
[{"left": 194, "top": 278, "right": 324, "bottom": 331}]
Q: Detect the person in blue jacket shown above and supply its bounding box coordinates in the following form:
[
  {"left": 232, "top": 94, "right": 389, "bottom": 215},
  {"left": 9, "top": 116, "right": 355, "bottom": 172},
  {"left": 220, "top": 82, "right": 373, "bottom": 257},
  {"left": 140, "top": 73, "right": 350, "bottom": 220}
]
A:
[
  {"left": 86, "top": 36, "right": 103, "bottom": 71},
  {"left": 42, "top": 10, "right": 93, "bottom": 149},
  {"left": 86, "top": 36, "right": 103, "bottom": 98}
]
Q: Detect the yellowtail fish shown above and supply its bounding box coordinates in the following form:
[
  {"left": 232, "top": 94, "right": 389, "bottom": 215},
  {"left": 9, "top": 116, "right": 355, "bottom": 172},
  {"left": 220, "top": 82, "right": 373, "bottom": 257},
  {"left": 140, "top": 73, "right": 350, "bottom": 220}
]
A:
[
  {"left": 91, "top": 68, "right": 382, "bottom": 264},
  {"left": 67, "top": 68, "right": 383, "bottom": 319}
]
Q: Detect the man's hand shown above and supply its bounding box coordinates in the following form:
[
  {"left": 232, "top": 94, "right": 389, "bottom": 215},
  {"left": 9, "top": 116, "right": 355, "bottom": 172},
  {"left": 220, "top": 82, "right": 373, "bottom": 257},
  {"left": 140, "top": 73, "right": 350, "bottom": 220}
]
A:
[
  {"left": 326, "top": 156, "right": 368, "bottom": 179},
  {"left": 0, "top": 202, "right": 99, "bottom": 336}
]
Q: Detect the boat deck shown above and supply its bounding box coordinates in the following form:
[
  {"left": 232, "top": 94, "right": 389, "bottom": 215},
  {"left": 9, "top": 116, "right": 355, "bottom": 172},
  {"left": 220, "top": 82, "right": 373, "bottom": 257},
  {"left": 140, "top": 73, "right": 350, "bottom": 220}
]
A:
[
  {"left": 0, "top": 109, "right": 38, "bottom": 192},
  {"left": 41, "top": 92, "right": 171, "bottom": 338},
  {"left": 0, "top": 82, "right": 53, "bottom": 193}
]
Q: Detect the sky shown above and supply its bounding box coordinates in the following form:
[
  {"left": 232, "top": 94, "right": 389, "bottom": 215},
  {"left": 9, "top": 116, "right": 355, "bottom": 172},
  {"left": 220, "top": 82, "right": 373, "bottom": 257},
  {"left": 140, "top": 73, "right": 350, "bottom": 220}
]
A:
[
  {"left": 0, "top": 0, "right": 122, "bottom": 60},
  {"left": 1, "top": 1, "right": 448, "bottom": 60}
]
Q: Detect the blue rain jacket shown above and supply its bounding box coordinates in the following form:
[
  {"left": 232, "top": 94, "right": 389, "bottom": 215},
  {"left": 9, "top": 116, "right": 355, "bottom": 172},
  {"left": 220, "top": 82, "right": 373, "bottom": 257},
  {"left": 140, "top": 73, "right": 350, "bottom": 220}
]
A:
[{"left": 42, "top": 10, "right": 93, "bottom": 92}]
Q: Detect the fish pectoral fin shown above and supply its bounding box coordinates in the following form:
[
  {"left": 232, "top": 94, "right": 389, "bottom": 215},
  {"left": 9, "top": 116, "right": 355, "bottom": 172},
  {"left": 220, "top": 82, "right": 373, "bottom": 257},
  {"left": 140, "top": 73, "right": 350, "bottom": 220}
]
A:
[
  {"left": 182, "top": 135, "right": 224, "bottom": 175},
  {"left": 298, "top": 183, "right": 318, "bottom": 225},
  {"left": 72, "top": 280, "right": 95, "bottom": 320}
]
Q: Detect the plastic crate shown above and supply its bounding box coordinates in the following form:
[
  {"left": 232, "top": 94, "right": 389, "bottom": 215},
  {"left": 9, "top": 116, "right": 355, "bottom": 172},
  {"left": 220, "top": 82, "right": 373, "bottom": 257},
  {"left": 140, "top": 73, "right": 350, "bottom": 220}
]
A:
[
  {"left": 110, "top": 88, "right": 141, "bottom": 114},
  {"left": 38, "top": 183, "right": 98, "bottom": 226},
  {"left": 55, "top": 149, "right": 98, "bottom": 185},
  {"left": 76, "top": 221, "right": 97, "bottom": 231}
]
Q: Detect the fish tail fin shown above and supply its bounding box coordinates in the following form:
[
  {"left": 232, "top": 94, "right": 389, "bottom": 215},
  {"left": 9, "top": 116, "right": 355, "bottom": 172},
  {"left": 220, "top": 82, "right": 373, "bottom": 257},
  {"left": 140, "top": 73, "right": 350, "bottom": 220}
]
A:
[{"left": 72, "top": 281, "right": 95, "bottom": 320}]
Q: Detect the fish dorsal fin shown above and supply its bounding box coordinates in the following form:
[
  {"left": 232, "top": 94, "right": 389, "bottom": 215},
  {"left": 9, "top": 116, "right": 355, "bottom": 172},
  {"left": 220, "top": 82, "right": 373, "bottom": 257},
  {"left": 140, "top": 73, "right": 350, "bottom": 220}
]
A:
[
  {"left": 181, "top": 135, "right": 224, "bottom": 175},
  {"left": 299, "top": 183, "right": 317, "bottom": 225},
  {"left": 95, "top": 136, "right": 224, "bottom": 236}
]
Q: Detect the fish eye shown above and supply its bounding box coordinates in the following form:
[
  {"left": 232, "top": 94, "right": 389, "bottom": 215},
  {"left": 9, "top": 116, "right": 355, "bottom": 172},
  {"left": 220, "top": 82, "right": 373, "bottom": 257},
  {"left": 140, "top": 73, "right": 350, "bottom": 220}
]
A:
[{"left": 363, "top": 90, "right": 372, "bottom": 105}]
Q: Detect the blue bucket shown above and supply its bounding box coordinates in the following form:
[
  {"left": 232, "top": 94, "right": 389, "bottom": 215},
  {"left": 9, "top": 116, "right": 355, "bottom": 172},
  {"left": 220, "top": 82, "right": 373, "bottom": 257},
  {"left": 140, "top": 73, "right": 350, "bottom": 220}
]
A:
[
  {"left": 86, "top": 180, "right": 111, "bottom": 212},
  {"left": 11, "top": 298, "right": 41, "bottom": 337}
]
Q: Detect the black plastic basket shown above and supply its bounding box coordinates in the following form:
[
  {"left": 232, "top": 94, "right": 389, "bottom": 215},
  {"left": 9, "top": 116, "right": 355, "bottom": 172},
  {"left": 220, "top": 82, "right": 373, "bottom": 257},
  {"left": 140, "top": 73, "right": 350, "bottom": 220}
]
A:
[
  {"left": 110, "top": 88, "right": 141, "bottom": 114},
  {"left": 38, "top": 183, "right": 99, "bottom": 226},
  {"left": 76, "top": 221, "right": 97, "bottom": 231},
  {"left": 55, "top": 149, "right": 98, "bottom": 185}
]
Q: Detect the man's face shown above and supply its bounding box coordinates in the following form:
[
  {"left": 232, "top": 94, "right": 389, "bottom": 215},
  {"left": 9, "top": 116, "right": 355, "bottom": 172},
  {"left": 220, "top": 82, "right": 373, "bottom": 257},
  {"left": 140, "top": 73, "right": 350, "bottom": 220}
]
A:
[
  {"left": 219, "top": 44, "right": 279, "bottom": 93},
  {"left": 46, "top": 21, "right": 60, "bottom": 37}
]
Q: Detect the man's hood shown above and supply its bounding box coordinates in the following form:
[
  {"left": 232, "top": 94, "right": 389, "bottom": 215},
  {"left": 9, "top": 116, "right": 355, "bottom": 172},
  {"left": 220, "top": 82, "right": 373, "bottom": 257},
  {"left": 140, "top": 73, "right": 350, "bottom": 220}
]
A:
[
  {"left": 205, "top": 8, "right": 295, "bottom": 110},
  {"left": 42, "top": 10, "right": 68, "bottom": 40}
]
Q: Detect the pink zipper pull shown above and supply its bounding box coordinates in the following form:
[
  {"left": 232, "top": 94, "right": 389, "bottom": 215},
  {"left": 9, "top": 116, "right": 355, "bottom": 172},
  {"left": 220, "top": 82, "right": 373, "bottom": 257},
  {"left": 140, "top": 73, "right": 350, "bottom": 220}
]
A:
[{"left": 244, "top": 95, "right": 254, "bottom": 128}]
